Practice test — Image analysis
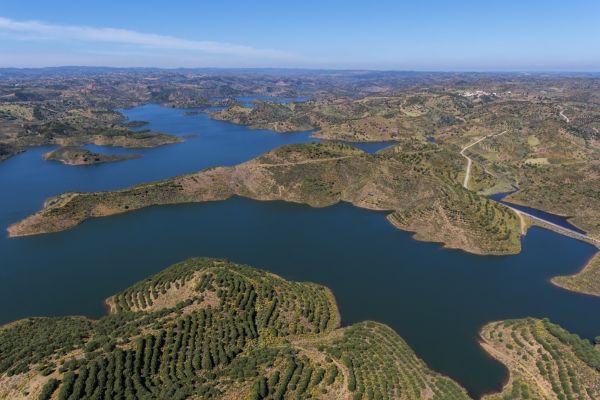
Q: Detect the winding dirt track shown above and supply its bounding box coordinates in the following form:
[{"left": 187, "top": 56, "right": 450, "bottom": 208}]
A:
[
  {"left": 254, "top": 156, "right": 353, "bottom": 168},
  {"left": 460, "top": 131, "right": 507, "bottom": 189},
  {"left": 459, "top": 130, "right": 599, "bottom": 247},
  {"left": 559, "top": 107, "right": 570, "bottom": 123}
]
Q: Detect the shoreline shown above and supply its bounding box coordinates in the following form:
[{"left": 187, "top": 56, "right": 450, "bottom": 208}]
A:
[
  {"left": 550, "top": 250, "right": 600, "bottom": 297},
  {"left": 8, "top": 189, "right": 522, "bottom": 257}
]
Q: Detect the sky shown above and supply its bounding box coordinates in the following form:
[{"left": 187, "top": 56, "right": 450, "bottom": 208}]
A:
[{"left": 0, "top": 0, "right": 599, "bottom": 71}]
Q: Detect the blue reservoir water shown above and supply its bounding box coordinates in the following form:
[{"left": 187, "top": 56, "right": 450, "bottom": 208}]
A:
[
  {"left": 489, "top": 191, "right": 587, "bottom": 234},
  {"left": 0, "top": 105, "right": 598, "bottom": 398}
]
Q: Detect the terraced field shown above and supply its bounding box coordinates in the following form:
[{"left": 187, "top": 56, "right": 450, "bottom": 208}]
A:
[
  {"left": 318, "top": 323, "right": 470, "bottom": 400},
  {"left": 481, "top": 318, "right": 600, "bottom": 400},
  {"left": 552, "top": 254, "right": 600, "bottom": 296},
  {"left": 5, "top": 258, "right": 600, "bottom": 400},
  {"left": 0, "top": 258, "right": 471, "bottom": 400}
]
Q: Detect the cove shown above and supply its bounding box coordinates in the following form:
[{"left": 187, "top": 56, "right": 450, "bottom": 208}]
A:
[
  {"left": 1, "top": 105, "right": 599, "bottom": 398},
  {"left": 489, "top": 191, "right": 586, "bottom": 234},
  {"left": 0, "top": 104, "right": 317, "bottom": 228}
]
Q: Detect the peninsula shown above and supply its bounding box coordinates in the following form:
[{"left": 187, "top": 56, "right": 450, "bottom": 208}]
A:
[
  {"left": 3, "top": 257, "right": 600, "bottom": 400},
  {"left": 0, "top": 258, "right": 471, "bottom": 400},
  {"left": 8, "top": 142, "right": 522, "bottom": 256}
]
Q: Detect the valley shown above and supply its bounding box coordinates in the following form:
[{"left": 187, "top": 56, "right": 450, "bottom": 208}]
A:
[{"left": 2, "top": 70, "right": 600, "bottom": 399}]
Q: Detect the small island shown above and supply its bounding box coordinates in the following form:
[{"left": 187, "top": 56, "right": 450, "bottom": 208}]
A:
[{"left": 43, "top": 146, "right": 141, "bottom": 166}]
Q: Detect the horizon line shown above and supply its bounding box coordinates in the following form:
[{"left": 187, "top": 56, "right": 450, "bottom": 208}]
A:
[{"left": 1, "top": 65, "right": 600, "bottom": 74}]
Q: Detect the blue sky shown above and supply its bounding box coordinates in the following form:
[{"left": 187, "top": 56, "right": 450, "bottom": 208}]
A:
[{"left": 0, "top": 0, "right": 599, "bottom": 71}]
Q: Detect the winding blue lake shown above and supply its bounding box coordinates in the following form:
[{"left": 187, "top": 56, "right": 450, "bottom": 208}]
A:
[{"left": 1, "top": 105, "right": 598, "bottom": 398}]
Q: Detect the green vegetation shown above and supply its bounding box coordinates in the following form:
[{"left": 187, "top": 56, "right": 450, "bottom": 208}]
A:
[
  {"left": 9, "top": 141, "right": 522, "bottom": 255},
  {"left": 0, "top": 317, "right": 93, "bottom": 376},
  {"left": 211, "top": 92, "right": 473, "bottom": 142},
  {"left": 4, "top": 69, "right": 600, "bottom": 399},
  {"left": 0, "top": 102, "right": 180, "bottom": 160},
  {"left": 37, "top": 378, "right": 59, "bottom": 400},
  {"left": 3, "top": 262, "right": 600, "bottom": 399},
  {"left": 211, "top": 79, "right": 600, "bottom": 248},
  {"left": 324, "top": 322, "right": 469, "bottom": 400},
  {"left": 211, "top": 102, "right": 314, "bottom": 133},
  {"left": 505, "top": 161, "right": 600, "bottom": 239},
  {"left": 481, "top": 318, "right": 600, "bottom": 400},
  {"left": 552, "top": 254, "right": 600, "bottom": 297},
  {"left": 388, "top": 177, "right": 520, "bottom": 255},
  {"left": 43, "top": 146, "right": 141, "bottom": 166},
  {"left": 4, "top": 70, "right": 599, "bottom": 267},
  {"left": 0, "top": 257, "right": 471, "bottom": 399}
]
